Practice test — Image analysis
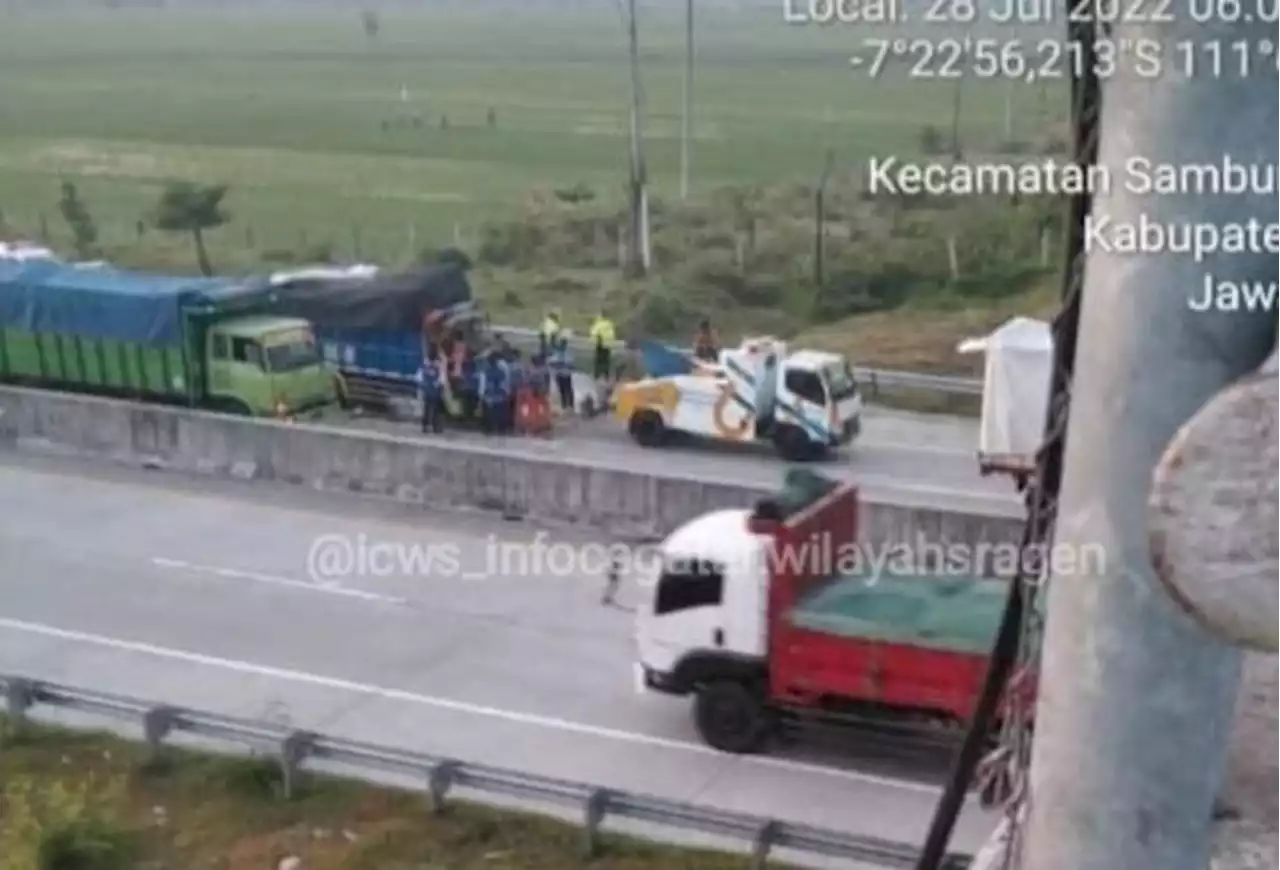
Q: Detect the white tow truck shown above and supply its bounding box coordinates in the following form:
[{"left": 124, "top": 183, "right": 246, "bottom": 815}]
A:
[{"left": 612, "top": 336, "right": 863, "bottom": 461}]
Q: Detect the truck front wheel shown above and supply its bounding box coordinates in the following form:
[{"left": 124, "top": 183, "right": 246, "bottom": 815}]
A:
[
  {"left": 628, "top": 410, "right": 667, "bottom": 448},
  {"left": 694, "top": 680, "right": 771, "bottom": 754},
  {"left": 208, "top": 398, "right": 254, "bottom": 417}
]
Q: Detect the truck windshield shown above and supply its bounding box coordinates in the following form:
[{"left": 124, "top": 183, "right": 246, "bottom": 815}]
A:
[
  {"left": 654, "top": 560, "right": 725, "bottom": 615},
  {"left": 265, "top": 339, "right": 321, "bottom": 372},
  {"left": 825, "top": 362, "right": 859, "bottom": 401}
]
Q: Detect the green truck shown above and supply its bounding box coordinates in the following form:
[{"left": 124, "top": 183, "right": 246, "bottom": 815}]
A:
[{"left": 0, "top": 260, "right": 336, "bottom": 417}]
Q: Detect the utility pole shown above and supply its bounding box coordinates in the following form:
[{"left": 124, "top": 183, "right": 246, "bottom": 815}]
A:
[
  {"left": 949, "top": 77, "right": 963, "bottom": 157},
  {"left": 679, "top": 0, "right": 694, "bottom": 200},
  {"left": 625, "top": 0, "right": 651, "bottom": 275},
  {"left": 1002, "top": 80, "right": 1015, "bottom": 144},
  {"left": 1016, "top": 13, "right": 1277, "bottom": 870},
  {"left": 813, "top": 148, "right": 834, "bottom": 289}
]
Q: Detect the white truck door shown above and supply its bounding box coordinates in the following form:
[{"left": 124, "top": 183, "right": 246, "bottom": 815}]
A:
[{"left": 722, "top": 536, "right": 769, "bottom": 658}]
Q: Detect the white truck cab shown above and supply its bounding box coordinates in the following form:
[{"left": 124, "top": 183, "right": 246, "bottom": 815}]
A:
[
  {"left": 635, "top": 507, "right": 770, "bottom": 694},
  {"left": 615, "top": 336, "right": 863, "bottom": 461}
]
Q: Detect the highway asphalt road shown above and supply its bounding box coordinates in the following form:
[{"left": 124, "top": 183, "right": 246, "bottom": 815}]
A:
[
  {"left": 0, "top": 454, "right": 997, "bottom": 856},
  {"left": 343, "top": 404, "right": 1023, "bottom": 517}
]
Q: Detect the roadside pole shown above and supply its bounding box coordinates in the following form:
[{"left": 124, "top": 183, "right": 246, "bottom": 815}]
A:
[{"left": 1016, "top": 12, "right": 1278, "bottom": 870}]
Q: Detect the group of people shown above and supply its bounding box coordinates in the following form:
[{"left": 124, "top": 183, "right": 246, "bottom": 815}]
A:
[{"left": 415, "top": 307, "right": 619, "bottom": 436}]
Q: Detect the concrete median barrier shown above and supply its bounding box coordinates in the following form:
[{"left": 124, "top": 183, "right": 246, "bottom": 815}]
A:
[{"left": 0, "top": 386, "right": 1024, "bottom": 554}]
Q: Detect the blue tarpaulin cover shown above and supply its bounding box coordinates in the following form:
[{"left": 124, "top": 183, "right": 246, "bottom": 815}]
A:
[
  {"left": 638, "top": 338, "right": 695, "bottom": 378},
  {"left": 0, "top": 261, "right": 256, "bottom": 346}
]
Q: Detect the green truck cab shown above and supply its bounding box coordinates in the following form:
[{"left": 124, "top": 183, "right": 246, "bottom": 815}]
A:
[
  {"left": 0, "top": 260, "right": 336, "bottom": 417},
  {"left": 201, "top": 316, "right": 335, "bottom": 416}
]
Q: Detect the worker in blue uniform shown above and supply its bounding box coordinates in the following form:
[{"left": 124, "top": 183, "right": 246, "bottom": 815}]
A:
[
  {"left": 417, "top": 350, "right": 444, "bottom": 434},
  {"left": 507, "top": 351, "right": 526, "bottom": 433},
  {"left": 549, "top": 336, "right": 575, "bottom": 413},
  {"left": 459, "top": 348, "right": 480, "bottom": 422},
  {"left": 478, "top": 351, "right": 512, "bottom": 435},
  {"left": 529, "top": 354, "right": 552, "bottom": 397}
]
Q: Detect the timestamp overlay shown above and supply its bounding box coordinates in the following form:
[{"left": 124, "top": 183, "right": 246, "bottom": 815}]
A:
[{"left": 784, "top": 0, "right": 1278, "bottom": 314}]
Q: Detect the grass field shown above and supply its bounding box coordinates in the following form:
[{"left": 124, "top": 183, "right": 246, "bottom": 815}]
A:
[
  {"left": 0, "top": 4, "right": 1069, "bottom": 378},
  {"left": 0, "top": 718, "right": 777, "bottom": 870},
  {"left": 0, "top": 5, "right": 1059, "bottom": 264}
]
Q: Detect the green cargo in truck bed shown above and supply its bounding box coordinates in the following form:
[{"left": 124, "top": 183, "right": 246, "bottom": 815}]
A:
[{"left": 790, "top": 569, "right": 1006, "bottom": 654}]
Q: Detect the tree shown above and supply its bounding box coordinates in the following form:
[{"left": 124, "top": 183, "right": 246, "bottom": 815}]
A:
[
  {"left": 362, "top": 9, "right": 379, "bottom": 39},
  {"left": 57, "top": 180, "right": 98, "bottom": 259},
  {"left": 151, "top": 181, "right": 230, "bottom": 276}
]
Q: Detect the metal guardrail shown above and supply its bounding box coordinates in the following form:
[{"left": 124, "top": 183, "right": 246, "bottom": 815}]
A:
[
  {"left": 490, "top": 326, "right": 983, "bottom": 397},
  {"left": 0, "top": 676, "right": 972, "bottom": 870}
]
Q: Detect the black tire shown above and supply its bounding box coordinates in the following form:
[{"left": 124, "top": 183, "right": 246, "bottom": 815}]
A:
[
  {"left": 772, "top": 425, "right": 811, "bottom": 462},
  {"left": 209, "top": 398, "right": 254, "bottom": 417},
  {"left": 693, "top": 680, "right": 771, "bottom": 754},
  {"left": 628, "top": 409, "right": 667, "bottom": 448},
  {"left": 334, "top": 373, "right": 353, "bottom": 411}
]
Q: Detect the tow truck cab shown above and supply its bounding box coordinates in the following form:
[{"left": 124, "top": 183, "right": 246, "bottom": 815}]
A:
[
  {"left": 615, "top": 337, "right": 863, "bottom": 461},
  {"left": 635, "top": 469, "right": 1011, "bottom": 754}
]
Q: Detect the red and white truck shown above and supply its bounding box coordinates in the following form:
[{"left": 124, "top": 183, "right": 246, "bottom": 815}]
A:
[{"left": 633, "top": 470, "right": 1011, "bottom": 753}]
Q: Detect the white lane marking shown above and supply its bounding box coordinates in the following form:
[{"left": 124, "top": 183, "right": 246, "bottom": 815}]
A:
[
  {"left": 0, "top": 616, "right": 943, "bottom": 795},
  {"left": 150, "top": 558, "right": 408, "bottom": 606}
]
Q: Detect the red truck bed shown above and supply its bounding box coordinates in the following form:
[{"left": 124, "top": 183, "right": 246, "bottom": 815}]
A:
[
  {"left": 753, "top": 473, "right": 1007, "bottom": 724},
  {"left": 773, "top": 571, "right": 1006, "bottom": 721}
]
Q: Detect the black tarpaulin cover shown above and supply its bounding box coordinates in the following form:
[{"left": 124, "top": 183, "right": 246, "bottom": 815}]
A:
[{"left": 267, "top": 265, "right": 473, "bottom": 332}]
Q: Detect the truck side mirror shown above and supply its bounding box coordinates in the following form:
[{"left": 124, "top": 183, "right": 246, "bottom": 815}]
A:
[
  {"left": 748, "top": 500, "right": 782, "bottom": 535},
  {"left": 752, "top": 498, "right": 783, "bottom": 521}
]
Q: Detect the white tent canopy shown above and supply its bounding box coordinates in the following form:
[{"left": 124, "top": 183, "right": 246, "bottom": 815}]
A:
[{"left": 958, "top": 317, "right": 1053, "bottom": 465}]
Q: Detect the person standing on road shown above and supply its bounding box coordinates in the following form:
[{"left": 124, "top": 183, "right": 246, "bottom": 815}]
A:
[
  {"left": 692, "top": 318, "right": 720, "bottom": 363},
  {"left": 530, "top": 353, "right": 552, "bottom": 397},
  {"left": 417, "top": 350, "right": 444, "bottom": 434},
  {"left": 549, "top": 335, "right": 575, "bottom": 414},
  {"left": 507, "top": 351, "right": 526, "bottom": 434},
  {"left": 539, "top": 308, "right": 562, "bottom": 358},
  {"left": 589, "top": 310, "right": 617, "bottom": 383},
  {"left": 478, "top": 351, "right": 512, "bottom": 435}
]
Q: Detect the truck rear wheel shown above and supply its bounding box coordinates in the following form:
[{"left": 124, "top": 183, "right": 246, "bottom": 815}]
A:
[
  {"left": 694, "top": 680, "right": 771, "bottom": 754},
  {"left": 628, "top": 410, "right": 667, "bottom": 448}
]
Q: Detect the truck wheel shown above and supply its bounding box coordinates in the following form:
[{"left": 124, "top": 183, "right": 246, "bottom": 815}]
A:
[
  {"left": 210, "top": 398, "right": 254, "bottom": 417},
  {"left": 772, "top": 426, "right": 810, "bottom": 462},
  {"left": 628, "top": 410, "right": 667, "bottom": 448},
  {"left": 334, "top": 374, "right": 352, "bottom": 410},
  {"left": 694, "top": 680, "right": 770, "bottom": 754}
]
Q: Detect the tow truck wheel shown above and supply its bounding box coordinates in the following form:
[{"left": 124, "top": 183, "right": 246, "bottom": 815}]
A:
[
  {"left": 628, "top": 410, "right": 667, "bottom": 448},
  {"left": 772, "top": 425, "right": 810, "bottom": 462},
  {"left": 694, "top": 680, "right": 770, "bottom": 754}
]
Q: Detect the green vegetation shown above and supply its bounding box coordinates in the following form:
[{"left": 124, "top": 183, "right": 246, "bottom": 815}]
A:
[
  {"left": 0, "top": 717, "right": 792, "bottom": 870},
  {"left": 0, "top": 5, "right": 1070, "bottom": 374},
  {"left": 150, "top": 181, "right": 232, "bottom": 276}
]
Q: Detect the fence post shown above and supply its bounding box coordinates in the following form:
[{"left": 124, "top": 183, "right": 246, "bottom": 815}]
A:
[
  {"left": 142, "top": 705, "right": 176, "bottom": 765},
  {"left": 425, "top": 759, "right": 458, "bottom": 814},
  {"left": 581, "top": 788, "right": 610, "bottom": 858},
  {"left": 750, "top": 820, "right": 779, "bottom": 870},
  {"left": 278, "top": 731, "right": 316, "bottom": 800},
  {"left": 3, "top": 678, "right": 33, "bottom": 738}
]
